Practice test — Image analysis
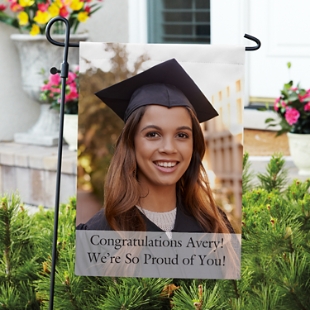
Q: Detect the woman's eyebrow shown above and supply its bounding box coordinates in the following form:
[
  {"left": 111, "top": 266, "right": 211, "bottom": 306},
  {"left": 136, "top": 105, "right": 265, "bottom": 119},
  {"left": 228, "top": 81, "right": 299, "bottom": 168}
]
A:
[
  {"left": 141, "top": 125, "right": 192, "bottom": 132},
  {"left": 177, "top": 126, "right": 192, "bottom": 131},
  {"left": 140, "top": 125, "right": 161, "bottom": 132}
]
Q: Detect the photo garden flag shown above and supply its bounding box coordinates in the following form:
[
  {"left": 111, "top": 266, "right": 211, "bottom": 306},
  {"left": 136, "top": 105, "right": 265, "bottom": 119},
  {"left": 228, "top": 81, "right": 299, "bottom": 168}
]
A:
[{"left": 75, "top": 42, "right": 244, "bottom": 279}]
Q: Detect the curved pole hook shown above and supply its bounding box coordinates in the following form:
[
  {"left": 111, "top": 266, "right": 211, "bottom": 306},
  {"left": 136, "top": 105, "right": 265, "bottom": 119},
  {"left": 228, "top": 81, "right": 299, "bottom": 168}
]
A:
[
  {"left": 46, "top": 16, "right": 79, "bottom": 48},
  {"left": 244, "top": 34, "right": 261, "bottom": 51},
  {"left": 46, "top": 16, "right": 78, "bottom": 77}
]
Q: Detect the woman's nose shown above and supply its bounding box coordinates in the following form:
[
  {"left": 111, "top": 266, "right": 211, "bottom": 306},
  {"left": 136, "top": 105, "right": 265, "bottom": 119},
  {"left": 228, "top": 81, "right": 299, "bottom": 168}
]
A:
[{"left": 158, "top": 137, "right": 177, "bottom": 153}]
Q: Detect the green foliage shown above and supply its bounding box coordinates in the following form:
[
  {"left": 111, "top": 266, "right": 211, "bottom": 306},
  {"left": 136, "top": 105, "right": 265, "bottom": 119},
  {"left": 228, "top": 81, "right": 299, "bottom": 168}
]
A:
[
  {"left": 0, "top": 155, "right": 310, "bottom": 309},
  {"left": 0, "top": 13, "right": 19, "bottom": 29},
  {"left": 93, "top": 277, "right": 171, "bottom": 310},
  {"left": 171, "top": 281, "right": 226, "bottom": 310},
  {"left": 0, "top": 194, "right": 43, "bottom": 309},
  {"left": 256, "top": 153, "right": 288, "bottom": 192},
  {"left": 242, "top": 151, "right": 254, "bottom": 192}
]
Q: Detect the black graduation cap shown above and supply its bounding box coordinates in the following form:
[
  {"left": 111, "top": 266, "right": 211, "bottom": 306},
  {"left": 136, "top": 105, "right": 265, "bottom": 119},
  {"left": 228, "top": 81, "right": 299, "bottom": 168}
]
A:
[{"left": 95, "top": 58, "right": 218, "bottom": 123}]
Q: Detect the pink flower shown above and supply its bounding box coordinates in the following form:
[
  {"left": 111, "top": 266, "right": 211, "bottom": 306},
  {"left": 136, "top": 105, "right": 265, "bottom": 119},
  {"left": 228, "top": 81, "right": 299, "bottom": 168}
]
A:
[
  {"left": 59, "top": 6, "right": 69, "bottom": 18},
  {"left": 84, "top": 5, "right": 91, "bottom": 13},
  {"left": 51, "top": 87, "right": 61, "bottom": 94},
  {"left": 38, "top": 3, "right": 49, "bottom": 12},
  {"left": 65, "top": 84, "right": 79, "bottom": 102},
  {"left": 10, "top": 1, "right": 22, "bottom": 12},
  {"left": 0, "top": 4, "right": 6, "bottom": 11},
  {"left": 285, "top": 108, "right": 300, "bottom": 125},
  {"left": 290, "top": 87, "right": 298, "bottom": 91},
  {"left": 41, "top": 84, "right": 51, "bottom": 91},
  {"left": 298, "top": 93, "right": 308, "bottom": 101},
  {"left": 49, "top": 74, "right": 61, "bottom": 86},
  {"left": 298, "top": 89, "right": 310, "bottom": 102},
  {"left": 67, "top": 71, "right": 76, "bottom": 83},
  {"left": 274, "top": 97, "right": 281, "bottom": 111},
  {"left": 304, "top": 102, "right": 310, "bottom": 112}
]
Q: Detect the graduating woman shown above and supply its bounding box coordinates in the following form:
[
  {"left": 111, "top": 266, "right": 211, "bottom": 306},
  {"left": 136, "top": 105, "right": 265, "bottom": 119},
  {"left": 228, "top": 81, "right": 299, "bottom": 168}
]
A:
[{"left": 76, "top": 59, "right": 234, "bottom": 234}]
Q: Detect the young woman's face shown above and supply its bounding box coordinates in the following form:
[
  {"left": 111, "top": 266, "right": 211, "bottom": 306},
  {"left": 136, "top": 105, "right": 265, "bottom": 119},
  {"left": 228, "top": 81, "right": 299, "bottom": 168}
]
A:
[{"left": 134, "top": 105, "right": 193, "bottom": 190}]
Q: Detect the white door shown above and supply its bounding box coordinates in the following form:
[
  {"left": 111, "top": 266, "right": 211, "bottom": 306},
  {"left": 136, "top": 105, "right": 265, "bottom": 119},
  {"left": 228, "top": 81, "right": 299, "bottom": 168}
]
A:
[
  {"left": 248, "top": 0, "right": 310, "bottom": 99},
  {"left": 211, "top": 0, "right": 310, "bottom": 128}
]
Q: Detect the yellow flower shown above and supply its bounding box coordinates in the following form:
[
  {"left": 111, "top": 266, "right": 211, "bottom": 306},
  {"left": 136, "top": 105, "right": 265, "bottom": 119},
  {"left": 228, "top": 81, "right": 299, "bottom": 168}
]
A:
[
  {"left": 30, "top": 24, "right": 40, "bottom": 36},
  {"left": 63, "top": 0, "right": 72, "bottom": 6},
  {"left": 19, "top": 0, "right": 35, "bottom": 7},
  {"left": 48, "top": 3, "right": 60, "bottom": 17},
  {"left": 70, "top": 0, "right": 84, "bottom": 11},
  {"left": 33, "top": 10, "right": 50, "bottom": 25},
  {"left": 55, "top": 0, "right": 63, "bottom": 8},
  {"left": 17, "top": 11, "right": 29, "bottom": 25},
  {"left": 77, "top": 11, "right": 88, "bottom": 22}
]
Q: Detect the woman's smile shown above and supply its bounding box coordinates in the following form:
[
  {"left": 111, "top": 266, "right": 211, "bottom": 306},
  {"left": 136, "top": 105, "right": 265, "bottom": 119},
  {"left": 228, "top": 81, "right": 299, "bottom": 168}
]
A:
[
  {"left": 134, "top": 105, "right": 193, "bottom": 189},
  {"left": 153, "top": 161, "right": 179, "bottom": 174},
  {"left": 154, "top": 161, "right": 177, "bottom": 167}
]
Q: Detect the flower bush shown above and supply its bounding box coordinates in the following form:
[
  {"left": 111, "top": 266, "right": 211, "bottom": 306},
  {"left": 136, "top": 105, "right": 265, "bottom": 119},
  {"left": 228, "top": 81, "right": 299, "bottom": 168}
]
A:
[
  {"left": 40, "top": 66, "right": 78, "bottom": 114},
  {"left": 266, "top": 63, "right": 310, "bottom": 135},
  {"left": 0, "top": 0, "right": 102, "bottom": 35}
]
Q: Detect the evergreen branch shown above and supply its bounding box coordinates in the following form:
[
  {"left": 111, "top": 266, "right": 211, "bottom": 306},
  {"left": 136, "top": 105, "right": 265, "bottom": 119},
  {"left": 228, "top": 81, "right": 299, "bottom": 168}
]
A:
[
  {"left": 232, "top": 280, "right": 240, "bottom": 299},
  {"left": 242, "top": 152, "right": 254, "bottom": 192},
  {"left": 2, "top": 197, "right": 11, "bottom": 279},
  {"left": 290, "top": 290, "right": 308, "bottom": 310},
  {"left": 257, "top": 153, "right": 288, "bottom": 192}
]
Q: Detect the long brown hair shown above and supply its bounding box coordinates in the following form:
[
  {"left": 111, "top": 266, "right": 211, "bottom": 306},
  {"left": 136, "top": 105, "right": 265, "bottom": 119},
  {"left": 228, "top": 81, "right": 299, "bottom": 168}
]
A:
[{"left": 104, "top": 105, "right": 230, "bottom": 233}]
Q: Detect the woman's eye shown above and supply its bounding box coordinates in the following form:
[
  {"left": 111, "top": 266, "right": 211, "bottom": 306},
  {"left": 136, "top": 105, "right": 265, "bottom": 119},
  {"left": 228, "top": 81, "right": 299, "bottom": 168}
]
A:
[
  {"left": 177, "top": 132, "right": 189, "bottom": 139},
  {"left": 146, "top": 132, "right": 160, "bottom": 138}
]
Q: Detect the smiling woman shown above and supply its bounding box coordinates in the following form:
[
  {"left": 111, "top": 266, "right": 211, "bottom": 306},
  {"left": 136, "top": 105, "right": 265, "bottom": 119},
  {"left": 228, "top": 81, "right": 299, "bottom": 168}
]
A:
[
  {"left": 76, "top": 59, "right": 234, "bottom": 234},
  {"left": 134, "top": 105, "right": 193, "bottom": 194}
]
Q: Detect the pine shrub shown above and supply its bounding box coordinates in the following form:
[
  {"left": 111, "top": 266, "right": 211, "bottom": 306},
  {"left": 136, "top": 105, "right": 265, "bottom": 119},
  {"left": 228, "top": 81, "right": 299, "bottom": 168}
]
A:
[{"left": 0, "top": 154, "right": 309, "bottom": 309}]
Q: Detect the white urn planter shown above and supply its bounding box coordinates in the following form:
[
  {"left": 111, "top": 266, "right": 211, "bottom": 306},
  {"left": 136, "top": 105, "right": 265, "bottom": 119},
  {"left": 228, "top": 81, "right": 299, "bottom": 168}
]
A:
[
  {"left": 63, "top": 114, "right": 78, "bottom": 151},
  {"left": 14, "top": 103, "right": 60, "bottom": 145},
  {"left": 11, "top": 33, "right": 87, "bottom": 146},
  {"left": 287, "top": 132, "right": 310, "bottom": 175}
]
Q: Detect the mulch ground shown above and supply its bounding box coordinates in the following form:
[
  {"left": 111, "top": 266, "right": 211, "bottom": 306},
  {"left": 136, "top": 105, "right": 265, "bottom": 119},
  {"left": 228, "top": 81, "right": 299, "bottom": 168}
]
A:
[{"left": 244, "top": 129, "right": 290, "bottom": 156}]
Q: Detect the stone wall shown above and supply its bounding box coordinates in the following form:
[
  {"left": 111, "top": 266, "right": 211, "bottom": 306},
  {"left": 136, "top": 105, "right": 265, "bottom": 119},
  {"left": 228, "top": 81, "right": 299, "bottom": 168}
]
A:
[{"left": 0, "top": 143, "right": 77, "bottom": 207}]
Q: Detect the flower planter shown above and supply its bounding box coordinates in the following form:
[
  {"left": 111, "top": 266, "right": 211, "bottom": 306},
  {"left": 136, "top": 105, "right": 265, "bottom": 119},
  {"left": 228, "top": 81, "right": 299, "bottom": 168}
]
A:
[
  {"left": 64, "top": 114, "right": 78, "bottom": 151},
  {"left": 287, "top": 132, "right": 310, "bottom": 175},
  {"left": 11, "top": 33, "right": 87, "bottom": 146}
]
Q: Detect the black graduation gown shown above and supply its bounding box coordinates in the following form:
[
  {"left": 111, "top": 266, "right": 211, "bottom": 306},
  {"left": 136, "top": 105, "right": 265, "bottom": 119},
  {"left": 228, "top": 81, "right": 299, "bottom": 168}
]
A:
[{"left": 76, "top": 205, "right": 234, "bottom": 233}]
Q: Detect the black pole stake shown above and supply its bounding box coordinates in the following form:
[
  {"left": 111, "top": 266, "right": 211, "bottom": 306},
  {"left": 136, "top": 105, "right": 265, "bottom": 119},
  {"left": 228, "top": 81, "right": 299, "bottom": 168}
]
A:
[{"left": 45, "top": 16, "right": 79, "bottom": 310}]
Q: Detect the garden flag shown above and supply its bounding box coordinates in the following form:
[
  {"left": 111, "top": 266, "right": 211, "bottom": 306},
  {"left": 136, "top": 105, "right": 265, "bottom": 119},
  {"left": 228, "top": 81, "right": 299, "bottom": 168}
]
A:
[{"left": 75, "top": 42, "right": 244, "bottom": 279}]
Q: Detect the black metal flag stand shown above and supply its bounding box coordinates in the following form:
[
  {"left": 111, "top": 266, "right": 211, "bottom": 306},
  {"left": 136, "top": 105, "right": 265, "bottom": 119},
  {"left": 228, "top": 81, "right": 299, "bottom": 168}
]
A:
[
  {"left": 45, "top": 16, "right": 261, "bottom": 309},
  {"left": 45, "top": 16, "right": 78, "bottom": 310}
]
